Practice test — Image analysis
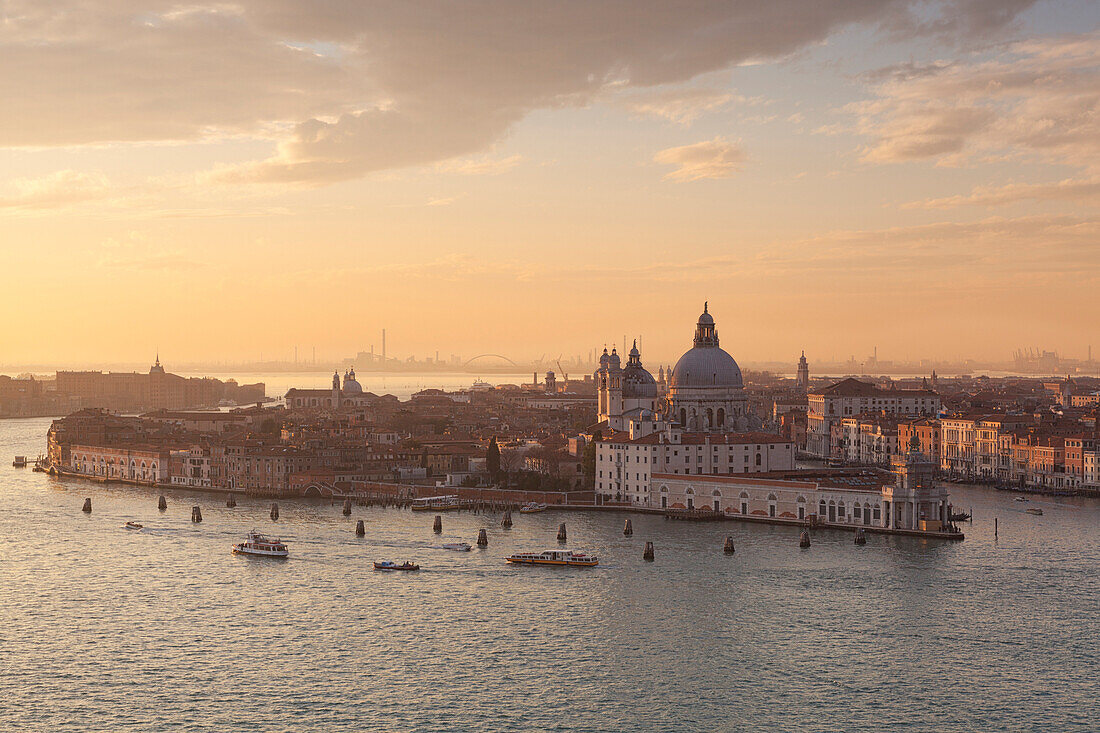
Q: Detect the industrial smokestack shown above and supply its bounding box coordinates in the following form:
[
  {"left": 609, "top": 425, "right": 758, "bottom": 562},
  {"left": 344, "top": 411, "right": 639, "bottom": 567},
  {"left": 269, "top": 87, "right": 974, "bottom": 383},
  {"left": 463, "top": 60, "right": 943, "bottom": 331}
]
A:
[{"left": 382, "top": 329, "right": 386, "bottom": 364}]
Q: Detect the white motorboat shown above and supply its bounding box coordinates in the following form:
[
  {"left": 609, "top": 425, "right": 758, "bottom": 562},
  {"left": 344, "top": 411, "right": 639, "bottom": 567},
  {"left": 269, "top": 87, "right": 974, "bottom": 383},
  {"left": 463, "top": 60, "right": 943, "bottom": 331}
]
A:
[
  {"left": 232, "top": 530, "right": 289, "bottom": 558},
  {"left": 506, "top": 550, "right": 598, "bottom": 567},
  {"left": 124, "top": 521, "right": 143, "bottom": 530},
  {"left": 441, "top": 542, "right": 472, "bottom": 552}
]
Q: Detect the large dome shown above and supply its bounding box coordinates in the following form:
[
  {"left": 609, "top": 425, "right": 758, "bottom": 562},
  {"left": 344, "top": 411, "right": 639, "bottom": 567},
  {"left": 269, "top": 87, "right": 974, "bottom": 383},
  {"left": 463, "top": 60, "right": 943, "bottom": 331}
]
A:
[
  {"left": 670, "top": 347, "right": 743, "bottom": 389},
  {"left": 622, "top": 343, "right": 657, "bottom": 399},
  {"left": 670, "top": 303, "right": 743, "bottom": 389}
]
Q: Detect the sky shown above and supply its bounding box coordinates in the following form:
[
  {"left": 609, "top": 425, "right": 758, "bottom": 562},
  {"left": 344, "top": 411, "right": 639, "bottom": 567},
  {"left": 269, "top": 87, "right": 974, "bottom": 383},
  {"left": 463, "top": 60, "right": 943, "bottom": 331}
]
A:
[{"left": 2, "top": 0, "right": 1099, "bottom": 369}]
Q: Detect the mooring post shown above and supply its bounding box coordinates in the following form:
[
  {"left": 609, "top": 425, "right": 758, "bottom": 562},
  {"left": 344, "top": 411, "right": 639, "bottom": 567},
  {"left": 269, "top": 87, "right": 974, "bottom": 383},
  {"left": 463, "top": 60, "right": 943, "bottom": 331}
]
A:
[
  {"left": 724, "top": 536, "right": 735, "bottom": 554},
  {"left": 82, "top": 498, "right": 92, "bottom": 513},
  {"left": 477, "top": 528, "right": 488, "bottom": 547},
  {"left": 799, "top": 531, "right": 811, "bottom": 548},
  {"left": 191, "top": 506, "right": 202, "bottom": 523},
  {"left": 643, "top": 541, "right": 654, "bottom": 561},
  {"left": 433, "top": 515, "right": 442, "bottom": 533},
  {"left": 270, "top": 503, "right": 279, "bottom": 521},
  {"left": 854, "top": 528, "right": 866, "bottom": 545},
  {"left": 501, "top": 511, "right": 512, "bottom": 528},
  {"left": 355, "top": 519, "right": 365, "bottom": 537},
  {"left": 557, "top": 523, "right": 567, "bottom": 542},
  {"left": 995, "top": 517, "right": 998, "bottom": 539},
  {"left": 343, "top": 499, "right": 352, "bottom": 516},
  {"left": 226, "top": 494, "right": 236, "bottom": 508},
  {"left": 624, "top": 519, "right": 633, "bottom": 536},
  {"left": 158, "top": 496, "right": 167, "bottom": 511}
]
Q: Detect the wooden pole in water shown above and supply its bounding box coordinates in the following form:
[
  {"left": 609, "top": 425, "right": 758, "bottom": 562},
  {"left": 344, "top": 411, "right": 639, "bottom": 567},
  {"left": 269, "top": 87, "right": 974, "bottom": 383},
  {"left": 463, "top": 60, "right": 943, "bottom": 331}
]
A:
[
  {"left": 158, "top": 496, "right": 167, "bottom": 511},
  {"left": 477, "top": 528, "right": 488, "bottom": 547},
  {"left": 191, "top": 506, "right": 202, "bottom": 523},
  {"left": 433, "top": 515, "right": 442, "bottom": 533},
  {"left": 82, "top": 498, "right": 92, "bottom": 513},
  {"left": 724, "top": 536, "right": 735, "bottom": 554},
  {"left": 995, "top": 517, "right": 998, "bottom": 539},
  {"left": 854, "top": 528, "right": 866, "bottom": 545},
  {"left": 643, "top": 541, "right": 654, "bottom": 561},
  {"left": 557, "top": 523, "right": 567, "bottom": 542},
  {"left": 355, "top": 519, "right": 365, "bottom": 537},
  {"left": 343, "top": 499, "right": 352, "bottom": 516},
  {"left": 501, "top": 511, "right": 512, "bottom": 528},
  {"left": 226, "top": 494, "right": 236, "bottom": 508},
  {"left": 270, "top": 503, "right": 279, "bottom": 521},
  {"left": 799, "top": 531, "right": 811, "bottom": 548},
  {"left": 624, "top": 519, "right": 633, "bottom": 536}
]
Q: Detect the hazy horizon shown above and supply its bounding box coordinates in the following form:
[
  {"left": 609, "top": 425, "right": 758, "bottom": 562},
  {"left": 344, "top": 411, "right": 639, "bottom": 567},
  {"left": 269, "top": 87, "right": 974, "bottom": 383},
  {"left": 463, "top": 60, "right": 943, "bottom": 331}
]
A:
[{"left": 3, "top": 1, "right": 1099, "bottom": 365}]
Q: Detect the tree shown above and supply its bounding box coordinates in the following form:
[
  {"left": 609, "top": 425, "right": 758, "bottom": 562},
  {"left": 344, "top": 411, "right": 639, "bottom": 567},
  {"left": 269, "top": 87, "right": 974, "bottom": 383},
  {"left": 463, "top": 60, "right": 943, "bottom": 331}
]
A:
[
  {"left": 486, "top": 437, "right": 501, "bottom": 481},
  {"left": 581, "top": 439, "right": 597, "bottom": 489}
]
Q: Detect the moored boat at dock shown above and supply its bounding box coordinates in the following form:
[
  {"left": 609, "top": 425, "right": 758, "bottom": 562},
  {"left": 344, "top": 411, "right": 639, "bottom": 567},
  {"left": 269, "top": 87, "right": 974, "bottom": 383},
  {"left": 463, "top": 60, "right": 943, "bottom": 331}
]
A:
[
  {"left": 506, "top": 550, "right": 598, "bottom": 567},
  {"left": 1025, "top": 507, "right": 1043, "bottom": 516},
  {"left": 232, "top": 530, "right": 289, "bottom": 558},
  {"left": 518, "top": 502, "right": 547, "bottom": 513}
]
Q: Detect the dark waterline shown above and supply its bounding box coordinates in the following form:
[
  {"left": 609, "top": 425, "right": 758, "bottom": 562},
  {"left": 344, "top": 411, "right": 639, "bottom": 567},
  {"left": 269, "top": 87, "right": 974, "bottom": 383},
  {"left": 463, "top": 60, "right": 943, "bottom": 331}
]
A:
[{"left": 2, "top": 417, "right": 1097, "bottom": 731}]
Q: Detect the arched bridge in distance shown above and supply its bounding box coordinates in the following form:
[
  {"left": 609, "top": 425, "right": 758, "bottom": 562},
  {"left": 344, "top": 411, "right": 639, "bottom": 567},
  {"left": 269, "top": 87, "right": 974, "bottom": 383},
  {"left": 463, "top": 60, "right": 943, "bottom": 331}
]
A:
[{"left": 463, "top": 354, "right": 519, "bottom": 368}]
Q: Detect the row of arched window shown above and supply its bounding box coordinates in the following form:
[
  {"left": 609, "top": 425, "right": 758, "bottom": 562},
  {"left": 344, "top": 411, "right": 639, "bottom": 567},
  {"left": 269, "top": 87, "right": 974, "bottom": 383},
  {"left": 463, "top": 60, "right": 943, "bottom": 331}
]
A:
[{"left": 71, "top": 454, "right": 158, "bottom": 480}]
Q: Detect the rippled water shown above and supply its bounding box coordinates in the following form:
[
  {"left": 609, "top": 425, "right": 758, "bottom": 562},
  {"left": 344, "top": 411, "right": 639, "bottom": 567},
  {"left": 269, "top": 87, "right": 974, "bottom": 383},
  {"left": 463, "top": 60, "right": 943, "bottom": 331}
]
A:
[{"left": 2, "top": 417, "right": 1097, "bottom": 731}]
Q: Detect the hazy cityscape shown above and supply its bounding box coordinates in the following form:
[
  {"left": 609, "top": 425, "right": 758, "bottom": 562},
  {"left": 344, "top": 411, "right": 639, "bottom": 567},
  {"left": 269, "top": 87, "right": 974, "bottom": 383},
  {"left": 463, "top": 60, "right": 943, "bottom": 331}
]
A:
[{"left": 3, "top": 1, "right": 1099, "bottom": 731}]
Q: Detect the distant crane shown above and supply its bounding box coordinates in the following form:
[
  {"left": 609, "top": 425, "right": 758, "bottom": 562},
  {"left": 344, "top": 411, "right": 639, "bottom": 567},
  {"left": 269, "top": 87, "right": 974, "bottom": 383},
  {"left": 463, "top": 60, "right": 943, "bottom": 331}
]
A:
[{"left": 555, "top": 355, "right": 568, "bottom": 382}]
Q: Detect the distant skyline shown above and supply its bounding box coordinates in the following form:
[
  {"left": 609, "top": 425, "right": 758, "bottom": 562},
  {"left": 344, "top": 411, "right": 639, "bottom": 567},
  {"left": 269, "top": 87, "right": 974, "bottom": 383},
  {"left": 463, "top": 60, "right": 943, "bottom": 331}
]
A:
[{"left": 2, "top": 1, "right": 1099, "bottom": 364}]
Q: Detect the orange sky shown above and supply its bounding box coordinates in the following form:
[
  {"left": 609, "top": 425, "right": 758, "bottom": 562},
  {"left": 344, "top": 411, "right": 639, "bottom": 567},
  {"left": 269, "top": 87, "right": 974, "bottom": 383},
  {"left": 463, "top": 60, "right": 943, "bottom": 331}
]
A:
[{"left": 2, "top": 1, "right": 1098, "bottom": 367}]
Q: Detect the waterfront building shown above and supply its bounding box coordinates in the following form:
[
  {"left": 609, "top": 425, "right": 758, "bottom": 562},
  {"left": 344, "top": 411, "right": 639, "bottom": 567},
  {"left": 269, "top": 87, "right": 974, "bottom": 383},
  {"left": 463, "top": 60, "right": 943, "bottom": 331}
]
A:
[
  {"left": 806, "top": 378, "right": 940, "bottom": 458},
  {"left": 68, "top": 444, "right": 168, "bottom": 483},
  {"left": 596, "top": 429, "right": 795, "bottom": 505}
]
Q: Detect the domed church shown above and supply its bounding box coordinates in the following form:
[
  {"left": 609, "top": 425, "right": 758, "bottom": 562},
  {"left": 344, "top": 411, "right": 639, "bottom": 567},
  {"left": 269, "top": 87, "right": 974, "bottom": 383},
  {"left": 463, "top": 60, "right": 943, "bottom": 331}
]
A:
[
  {"left": 595, "top": 341, "right": 659, "bottom": 431},
  {"left": 667, "top": 303, "right": 752, "bottom": 431}
]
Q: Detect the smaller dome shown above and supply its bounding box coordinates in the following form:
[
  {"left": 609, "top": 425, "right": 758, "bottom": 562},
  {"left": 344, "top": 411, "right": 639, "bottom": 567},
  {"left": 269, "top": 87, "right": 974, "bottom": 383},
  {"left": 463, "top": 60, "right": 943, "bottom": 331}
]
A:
[
  {"left": 608, "top": 349, "right": 621, "bottom": 369},
  {"left": 599, "top": 348, "right": 610, "bottom": 367},
  {"left": 343, "top": 368, "right": 363, "bottom": 394}
]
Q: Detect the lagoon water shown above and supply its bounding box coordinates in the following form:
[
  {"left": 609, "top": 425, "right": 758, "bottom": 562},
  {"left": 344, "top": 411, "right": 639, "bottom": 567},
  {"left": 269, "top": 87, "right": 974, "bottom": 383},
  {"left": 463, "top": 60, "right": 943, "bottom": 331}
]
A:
[{"left": 2, "top": 416, "right": 1098, "bottom": 731}]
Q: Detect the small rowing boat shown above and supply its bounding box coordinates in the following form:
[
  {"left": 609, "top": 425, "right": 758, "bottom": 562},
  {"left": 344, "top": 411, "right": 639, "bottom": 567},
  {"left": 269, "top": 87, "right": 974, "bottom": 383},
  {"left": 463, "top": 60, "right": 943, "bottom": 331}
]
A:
[
  {"left": 374, "top": 561, "right": 420, "bottom": 571},
  {"left": 124, "top": 521, "right": 143, "bottom": 530},
  {"left": 1025, "top": 507, "right": 1043, "bottom": 516}
]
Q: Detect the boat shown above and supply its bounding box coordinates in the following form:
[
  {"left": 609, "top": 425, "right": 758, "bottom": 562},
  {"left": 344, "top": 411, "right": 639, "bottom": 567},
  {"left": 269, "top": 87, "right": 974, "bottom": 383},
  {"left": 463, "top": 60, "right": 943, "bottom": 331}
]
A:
[
  {"left": 441, "top": 542, "right": 472, "bottom": 552},
  {"left": 124, "top": 521, "right": 143, "bottom": 530},
  {"left": 232, "top": 530, "right": 289, "bottom": 558},
  {"left": 374, "top": 561, "right": 420, "bottom": 571},
  {"left": 518, "top": 502, "right": 547, "bottom": 513},
  {"left": 506, "top": 550, "right": 598, "bottom": 567},
  {"left": 1025, "top": 507, "right": 1044, "bottom": 516},
  {"left": 410, "top": 495, "right": 463, "bottom": 512},
  {"left": 1015, "top": 496, "right": 1029, "bottom": 502},
  {"left": 12, "top": 456, "right": 27, "bottom": 468}
]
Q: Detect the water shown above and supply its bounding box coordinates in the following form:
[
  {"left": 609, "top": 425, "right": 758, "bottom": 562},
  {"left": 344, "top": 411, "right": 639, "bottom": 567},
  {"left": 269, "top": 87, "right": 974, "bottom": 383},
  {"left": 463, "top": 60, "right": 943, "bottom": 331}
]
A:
[
  {"left": 2, "top": 417, "right": 1097, "bottom": 731},
  {"left": 179, "top": 372, "right": 536, "bottom": 401}
]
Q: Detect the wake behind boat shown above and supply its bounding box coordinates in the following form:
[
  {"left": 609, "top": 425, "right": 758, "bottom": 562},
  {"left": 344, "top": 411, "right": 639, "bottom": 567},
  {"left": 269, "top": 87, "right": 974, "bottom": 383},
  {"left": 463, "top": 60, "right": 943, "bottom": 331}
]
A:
[
  {"left": 233, "top": 530, "right": 289, "bottom": 558},
  {"left": 506, "top": 550, "right": 598, "bottom": 567}
]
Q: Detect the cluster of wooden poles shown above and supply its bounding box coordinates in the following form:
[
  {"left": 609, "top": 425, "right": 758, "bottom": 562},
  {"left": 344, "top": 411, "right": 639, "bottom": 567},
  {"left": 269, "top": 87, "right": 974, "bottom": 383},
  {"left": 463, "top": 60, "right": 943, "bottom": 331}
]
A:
[{"left": 79, "top": 496, "right": 871, "bottom": 553}]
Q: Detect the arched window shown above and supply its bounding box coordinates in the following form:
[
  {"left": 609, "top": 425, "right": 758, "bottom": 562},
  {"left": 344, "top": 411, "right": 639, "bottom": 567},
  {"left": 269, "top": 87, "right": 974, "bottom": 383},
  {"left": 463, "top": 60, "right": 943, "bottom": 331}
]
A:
[
  {"left": 706, "top": 408, "right": 714, "bottom": 428},
  {"left": 713, "top": 489, "right": 722, "bottom": 497},
  {"left": 819, "top": 499, "right": 827, "bottom": 515},
  {"left": 717, "top": 408, "right": 725, "bottom": 427},
  {"left": 679, "top": 408, "right": 686, "bottom": 427}
]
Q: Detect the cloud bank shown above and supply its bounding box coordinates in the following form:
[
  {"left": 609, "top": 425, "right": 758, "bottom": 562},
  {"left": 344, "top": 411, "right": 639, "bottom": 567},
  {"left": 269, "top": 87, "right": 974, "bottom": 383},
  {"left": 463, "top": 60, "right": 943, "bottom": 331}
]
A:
[{"left": 0, "top": 1, "right": 1035, "bottom": 184}]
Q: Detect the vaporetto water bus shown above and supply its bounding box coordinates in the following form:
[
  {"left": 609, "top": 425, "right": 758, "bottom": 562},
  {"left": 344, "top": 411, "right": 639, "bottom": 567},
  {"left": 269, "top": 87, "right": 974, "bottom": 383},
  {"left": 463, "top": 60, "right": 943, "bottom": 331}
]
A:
[
  {"left": 232, "top": 530, "right": 289, "bottom": 558},
  {"left": 410, "top": 495, "right": 463, "bottom": 512},
  {"left": 506, "top": 550, "right": 599, "bottom": 567}
]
